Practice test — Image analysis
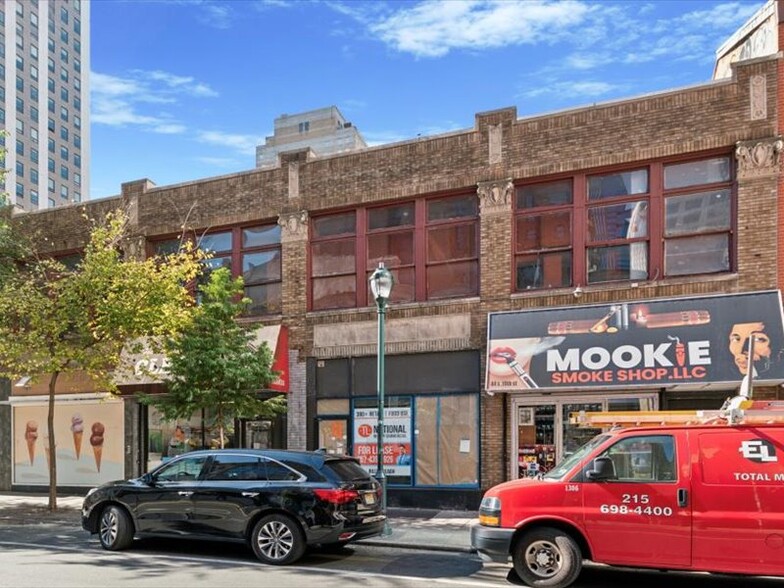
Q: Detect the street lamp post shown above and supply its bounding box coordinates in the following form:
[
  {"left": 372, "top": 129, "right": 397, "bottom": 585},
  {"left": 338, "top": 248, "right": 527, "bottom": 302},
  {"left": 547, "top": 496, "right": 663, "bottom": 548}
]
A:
[{"left": 369, "top": 262, "right": 393, "bottom": 537}]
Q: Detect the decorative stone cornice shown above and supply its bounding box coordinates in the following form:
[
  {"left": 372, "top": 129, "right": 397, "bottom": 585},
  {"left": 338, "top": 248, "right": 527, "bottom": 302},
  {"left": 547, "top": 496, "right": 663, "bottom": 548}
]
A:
[
  {"left": 278, "top": 210, "right": 309, "bottom": 243},
  {"left": 477, "top": 179, "right": 514, "bottom": 214},
  {"left": 735, "top": 137, "right": 783, "bottom": 179}
]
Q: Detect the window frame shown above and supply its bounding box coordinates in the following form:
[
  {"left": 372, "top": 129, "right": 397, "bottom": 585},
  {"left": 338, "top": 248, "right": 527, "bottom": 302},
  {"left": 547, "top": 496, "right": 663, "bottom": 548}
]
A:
[{"left": 513, "top": 151, "right": 734, "bottom": 292}]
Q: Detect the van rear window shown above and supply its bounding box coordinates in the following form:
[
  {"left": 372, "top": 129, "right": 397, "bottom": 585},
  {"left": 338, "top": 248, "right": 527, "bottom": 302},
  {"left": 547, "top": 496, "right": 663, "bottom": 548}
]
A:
[{"left": 326, "top": 459, "right": 371, "bottom": 482}]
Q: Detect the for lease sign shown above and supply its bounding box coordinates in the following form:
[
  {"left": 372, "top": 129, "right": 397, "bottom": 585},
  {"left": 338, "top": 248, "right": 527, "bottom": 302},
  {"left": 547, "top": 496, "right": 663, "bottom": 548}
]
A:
[{"left": 352, "top": 406, "right": 412, "bottom": 477}]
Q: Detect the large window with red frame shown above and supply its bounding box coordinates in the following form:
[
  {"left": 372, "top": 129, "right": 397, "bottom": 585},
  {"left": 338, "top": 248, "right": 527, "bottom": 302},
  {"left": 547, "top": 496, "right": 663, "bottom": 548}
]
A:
[
  {"left": 514, "top": 154, "right": 733, "bottom": 291},
  {"left": 311, "top": 194, "right": 478, "bottom": 311},
  {"left": 151, "top": 223, "right": 282, "bottom": 316}
]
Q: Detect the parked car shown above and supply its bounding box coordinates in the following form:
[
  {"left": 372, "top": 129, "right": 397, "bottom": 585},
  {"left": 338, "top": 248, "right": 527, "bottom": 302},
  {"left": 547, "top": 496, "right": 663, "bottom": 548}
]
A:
[
  {"left": 82, "top": 449, "right": 385, "bottom": 565},
  {"left": 471, "top": 423, "right": 784, "bottom": 587}
]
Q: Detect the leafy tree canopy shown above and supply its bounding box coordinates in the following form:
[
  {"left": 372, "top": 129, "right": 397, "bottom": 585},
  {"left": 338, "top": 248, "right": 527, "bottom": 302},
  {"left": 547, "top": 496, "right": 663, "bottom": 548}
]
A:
[{"left": 144, "top": 267, "right": 286, "bottom": 447}]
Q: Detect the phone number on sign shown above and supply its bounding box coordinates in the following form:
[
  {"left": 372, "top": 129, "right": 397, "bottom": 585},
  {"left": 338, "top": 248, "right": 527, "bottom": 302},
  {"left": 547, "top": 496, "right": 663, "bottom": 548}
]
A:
[{"left": 599, "top": 504, "right": 673, "bottom": 516}]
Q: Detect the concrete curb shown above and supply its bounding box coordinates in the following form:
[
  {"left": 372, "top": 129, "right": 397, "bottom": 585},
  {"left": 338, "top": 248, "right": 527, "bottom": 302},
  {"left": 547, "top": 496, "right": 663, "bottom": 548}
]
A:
[{"left": 363, "top": 539, "right": 477, "bottom": 554}]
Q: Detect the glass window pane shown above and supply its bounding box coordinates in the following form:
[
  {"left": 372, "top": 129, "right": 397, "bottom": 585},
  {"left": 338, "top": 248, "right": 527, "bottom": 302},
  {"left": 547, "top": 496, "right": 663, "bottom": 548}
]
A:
[
  {"left": 428, "top": 195, "right": 477, "bottom": 221},
  {"left": 517, "top": 180, "right": 572, "bottom": 209},
  {"left": 242, "top": 224, "right": 280, "bottom": 248},
  {"left": 664, "top": 157, "right": 730, "bottom": 190},
  {"left": 367, "top": 266, "right": 415, "bottom": 304},
  {"left": 664, "top": 189, "right": 731, "bottom": 237},
  {"left": 368, "top": 203, "right": 414, "bottom": 230},
  {"left": 242, "top": 250, "right": 281, "bottom": 284},
  {"left": 516, "top": 252, "right": 572, "bottom": 290},
  {"left": 153, "top": 239, "right": 182, "bottom": 256},
  {"left": 205, "top": 455, "right": 265, "bottom": 481},
  {"left": 427, "top": 260, "right": 478, "bottom": 298},
  {"left": 665, "top": 234, "right": 729, "bottom": 277},
  {"left": 312, "top": 276, "right": 356, "bottom": 310},
  {"left": 311, "top": 240, "right": 355, "bottom": 277},
  {"left": 313, "top": 212, "right": 355, "bottom": 238},
  {"left": 588, "top": 201, "right": 648, "bottom": 242},
  {"left": 318, "top": 419, "right": 348, "bottom": 455},
  {"left": 588, "top": 169, "right": 648, "bottom": 200},
  {"left": 428, "top": 223, "right": 477, "bottom": 262},
  {"left": 199, "top": 231, "right": 232, "bottom": 253},
  {"left": 516, "top": 211, "right": 571, "bottom": 252},
  {"left": 437, "top": 395, "right": 479, "bottom": 485},
  {"left": 367, "top": 231, "right": 414, "bottom": 269},
  {"left": 415, "top": 397, "right": 438, "bottom": 485},
  {"left": 587, "top": 244, "right": 648, "bottom": 283},
  {"left": 245, "top": 282, "right": 281, "bottom": 315}
]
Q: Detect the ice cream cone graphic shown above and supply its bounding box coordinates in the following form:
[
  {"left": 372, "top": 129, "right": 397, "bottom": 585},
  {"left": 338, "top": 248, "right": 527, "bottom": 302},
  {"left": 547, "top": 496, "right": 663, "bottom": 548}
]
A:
[
  {"left": 90, "top": 422, "right": 105, "bottom": 472},
  {"left": 71, "top": 413, "right": 84, "bottom": 460},
  {"left": 24, "top": 421, "right": 38, "bottom": 466}
]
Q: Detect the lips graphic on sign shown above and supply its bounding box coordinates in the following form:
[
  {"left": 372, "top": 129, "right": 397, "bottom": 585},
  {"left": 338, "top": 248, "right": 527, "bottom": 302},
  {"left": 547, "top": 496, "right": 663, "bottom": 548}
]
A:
[{"left": 358, "top": 424, "right": 373, "bottom": 438}]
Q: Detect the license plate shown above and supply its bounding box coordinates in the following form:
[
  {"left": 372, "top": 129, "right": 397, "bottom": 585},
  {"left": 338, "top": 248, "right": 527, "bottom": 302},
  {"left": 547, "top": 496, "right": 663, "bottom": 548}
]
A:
[{"left": 362, "top": 492, "right": 376, "bottom": 505}]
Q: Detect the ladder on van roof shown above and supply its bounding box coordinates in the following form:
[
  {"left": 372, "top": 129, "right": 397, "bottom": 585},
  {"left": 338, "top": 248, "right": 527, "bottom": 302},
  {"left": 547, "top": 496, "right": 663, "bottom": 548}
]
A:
[{"left": 569, "top": 399, "right": 784, "bottom": 428}]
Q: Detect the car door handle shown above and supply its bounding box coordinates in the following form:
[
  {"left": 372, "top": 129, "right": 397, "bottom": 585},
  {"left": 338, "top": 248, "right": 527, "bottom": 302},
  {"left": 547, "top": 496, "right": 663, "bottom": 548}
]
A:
[
  {"left": 241, "top": 492, "right": 259, "bottom": 498},
  {"left": 677, "top": 488, "right": 688, "bottom": 507},
  {"left": 178, "top": 491, "right": 194, "bottom": 497}
]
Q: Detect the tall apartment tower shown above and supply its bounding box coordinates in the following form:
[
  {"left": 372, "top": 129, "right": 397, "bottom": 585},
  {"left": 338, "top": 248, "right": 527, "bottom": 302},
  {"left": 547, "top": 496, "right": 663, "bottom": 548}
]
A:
[
  {"left": 256, "top": 106, "right": 367, "bottom": 169},
  {"left": 1, "top": 0, "right": 90, "bottom": 212}
]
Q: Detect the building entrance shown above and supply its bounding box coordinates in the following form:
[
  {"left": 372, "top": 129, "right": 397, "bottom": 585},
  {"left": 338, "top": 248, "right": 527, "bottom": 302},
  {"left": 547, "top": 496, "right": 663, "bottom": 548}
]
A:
[{"left": 511, "top": 394, "right": 657, "bottom": 479}]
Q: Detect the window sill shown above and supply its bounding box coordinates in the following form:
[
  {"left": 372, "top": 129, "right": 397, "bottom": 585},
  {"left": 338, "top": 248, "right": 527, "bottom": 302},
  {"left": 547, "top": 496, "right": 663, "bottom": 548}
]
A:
[{"left": 306, "top": 296, "right": 481, "bottom": 319}]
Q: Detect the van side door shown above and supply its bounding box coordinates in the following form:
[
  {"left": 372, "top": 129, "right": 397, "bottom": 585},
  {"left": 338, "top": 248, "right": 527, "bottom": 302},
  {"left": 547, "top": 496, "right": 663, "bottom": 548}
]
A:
[{"left": 581, "top": 432, "right": 691, "bottom": 567}]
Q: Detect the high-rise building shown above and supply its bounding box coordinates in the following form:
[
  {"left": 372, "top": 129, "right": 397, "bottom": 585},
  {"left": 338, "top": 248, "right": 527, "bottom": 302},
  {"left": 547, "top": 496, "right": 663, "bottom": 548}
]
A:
[
  {"left": 1, "top": 0, "right": 90, "bottom": 212},
  {"left": 256, "top": 106, "right": 366, "bottom": 169}
]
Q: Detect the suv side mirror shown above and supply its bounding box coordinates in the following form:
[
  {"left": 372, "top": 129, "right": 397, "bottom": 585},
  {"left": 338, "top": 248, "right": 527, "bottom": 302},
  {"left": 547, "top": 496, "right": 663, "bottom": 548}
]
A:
[
  {"left": 587, "top": 456, "right": 616, "bottom": 481},
  {"left": 141, "top": 472, "right": 154, "bottom": 486}
]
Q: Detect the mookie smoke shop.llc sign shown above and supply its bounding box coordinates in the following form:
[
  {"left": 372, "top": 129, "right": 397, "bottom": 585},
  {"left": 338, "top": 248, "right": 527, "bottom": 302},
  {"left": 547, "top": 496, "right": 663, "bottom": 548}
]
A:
[{"left": 486, "top": 291, "right": 784, "bottom": 392}]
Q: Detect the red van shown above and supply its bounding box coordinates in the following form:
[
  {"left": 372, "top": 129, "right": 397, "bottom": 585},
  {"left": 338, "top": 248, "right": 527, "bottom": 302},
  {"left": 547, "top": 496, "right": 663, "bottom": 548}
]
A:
[{"left": 471, "top": 424, "right": 784, "bottom": 587}]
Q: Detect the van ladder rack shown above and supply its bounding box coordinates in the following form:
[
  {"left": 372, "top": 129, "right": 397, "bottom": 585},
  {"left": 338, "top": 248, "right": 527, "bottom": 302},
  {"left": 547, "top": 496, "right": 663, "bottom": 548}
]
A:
[{"left": 569, "top": 400, "right": 784, "bottom": 428}]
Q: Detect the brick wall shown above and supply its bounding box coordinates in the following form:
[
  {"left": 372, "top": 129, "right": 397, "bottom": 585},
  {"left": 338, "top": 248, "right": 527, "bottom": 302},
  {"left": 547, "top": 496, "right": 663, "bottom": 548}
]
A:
[{"left": 14, "top": 57, "right": 784, "bottom": 493}]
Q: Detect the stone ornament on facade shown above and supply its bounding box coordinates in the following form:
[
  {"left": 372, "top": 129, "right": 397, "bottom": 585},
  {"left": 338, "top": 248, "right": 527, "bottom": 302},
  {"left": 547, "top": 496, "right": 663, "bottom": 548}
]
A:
[
  {"left": 735, "top": 137, "right": 783, "bottom": 179},
  {"left": 477, "top": 179, "right": 513, "bottom": 214},
  {"left": 278, "top": 210, "right": 309, "bottom": 242},
  {"left": 288, "top": 161, "right": 300, "bottom": 200},
  {"left": 488, "top": 124, "right": 503, "bottom": 165},
  {"left": 750, "top": 74, "right": 767, "bottom": 121}
]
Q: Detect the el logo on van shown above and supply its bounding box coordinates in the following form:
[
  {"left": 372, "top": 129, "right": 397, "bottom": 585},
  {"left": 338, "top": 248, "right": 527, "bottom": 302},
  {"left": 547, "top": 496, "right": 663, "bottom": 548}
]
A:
[{"left": 739, "top": 439, "right": 778, "bottom": 463}]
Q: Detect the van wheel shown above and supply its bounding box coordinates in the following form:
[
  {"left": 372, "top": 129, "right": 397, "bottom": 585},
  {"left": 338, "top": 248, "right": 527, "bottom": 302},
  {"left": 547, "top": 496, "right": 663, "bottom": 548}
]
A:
[
  {"left": 513, "top": 527, "right": 582, "bottom": 588},
  {"left": 98, "top": 505, "right": 134, "bottom": 551},
  {"left": 251, "top": 514, "right": 306, "bottom": 565}
]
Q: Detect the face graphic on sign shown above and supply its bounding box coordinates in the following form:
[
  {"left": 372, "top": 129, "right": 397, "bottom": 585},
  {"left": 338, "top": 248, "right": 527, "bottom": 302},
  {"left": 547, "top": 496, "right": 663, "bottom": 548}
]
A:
[{"left": 728, "top": 322, "right": 774, "bottom": 376}]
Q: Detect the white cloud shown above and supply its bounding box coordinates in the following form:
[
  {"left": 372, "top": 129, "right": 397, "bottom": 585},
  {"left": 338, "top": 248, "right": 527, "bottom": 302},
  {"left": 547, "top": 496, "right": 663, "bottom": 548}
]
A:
[
  {"left": 197, "top": 131, "right": 264, "bottom": 155},
  {"left": 521, "top": 80, "right": 624, "bottom": 100},
  {"left": 91, "top": 70, "right": 217, "bottom": 134},
  {"left": 197, "top": 3, "right": 233, "bottom": 29},
  {"left": 368, "top": 0, "right": 592, "bottom": 58}
]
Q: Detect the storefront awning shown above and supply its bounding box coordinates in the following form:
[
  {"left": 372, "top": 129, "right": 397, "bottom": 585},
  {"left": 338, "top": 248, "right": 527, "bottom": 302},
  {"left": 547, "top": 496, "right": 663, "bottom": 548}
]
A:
[
  {"left": 114, "top": 325, "right": 290, "bottom": 393},
  {"left": 486, "top": 290, "right": 784, "bottom": 393}
]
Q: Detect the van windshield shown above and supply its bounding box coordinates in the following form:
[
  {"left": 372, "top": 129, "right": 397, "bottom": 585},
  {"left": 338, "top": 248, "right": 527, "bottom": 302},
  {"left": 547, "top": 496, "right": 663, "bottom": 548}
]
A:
[{"left": 543, "top": 434, "right": 609, "bottom": 480}]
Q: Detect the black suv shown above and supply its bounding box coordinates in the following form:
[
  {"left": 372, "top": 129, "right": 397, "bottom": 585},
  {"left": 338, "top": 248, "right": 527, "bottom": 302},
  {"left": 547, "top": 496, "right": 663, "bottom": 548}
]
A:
[{"left": 82, "top": 449, "right": 385, "bottom": 565}]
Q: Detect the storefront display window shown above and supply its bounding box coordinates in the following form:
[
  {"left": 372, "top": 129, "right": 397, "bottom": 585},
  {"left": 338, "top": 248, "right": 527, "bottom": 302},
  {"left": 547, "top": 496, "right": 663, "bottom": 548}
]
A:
[{"left": 147, "top": 406, "right": 234, "bottom": 471}]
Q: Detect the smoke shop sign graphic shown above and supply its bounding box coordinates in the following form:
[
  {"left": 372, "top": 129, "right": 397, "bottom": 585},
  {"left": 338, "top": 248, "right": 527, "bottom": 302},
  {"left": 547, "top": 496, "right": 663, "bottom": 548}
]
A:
[{"left": 486, "top": 291, "right": 784, "bottom": 392}]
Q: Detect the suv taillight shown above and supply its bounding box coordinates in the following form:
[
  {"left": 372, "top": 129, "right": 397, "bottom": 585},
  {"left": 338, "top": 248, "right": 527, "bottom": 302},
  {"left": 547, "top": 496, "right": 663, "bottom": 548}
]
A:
[{"left": 314, "top": 488, "right": 360, "bottom": 505}]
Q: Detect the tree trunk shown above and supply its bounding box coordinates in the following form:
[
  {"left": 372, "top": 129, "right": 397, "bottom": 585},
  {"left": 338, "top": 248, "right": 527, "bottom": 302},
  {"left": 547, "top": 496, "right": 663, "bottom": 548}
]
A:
[{"left": 47, "top": 371, "right": 60, "bottom": 512}]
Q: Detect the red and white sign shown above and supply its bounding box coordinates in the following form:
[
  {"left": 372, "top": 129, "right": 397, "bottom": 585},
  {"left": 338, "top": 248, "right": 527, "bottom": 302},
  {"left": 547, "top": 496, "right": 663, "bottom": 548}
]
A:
[{"left": 353, "top": 406, "right": 412, "bottom": 477}]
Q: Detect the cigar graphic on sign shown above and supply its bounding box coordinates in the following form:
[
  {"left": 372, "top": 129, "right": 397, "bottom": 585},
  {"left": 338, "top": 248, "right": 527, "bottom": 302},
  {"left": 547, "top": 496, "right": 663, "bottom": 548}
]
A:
[{"left": 634, "top": 308, "right": 710, "bottom": 328}]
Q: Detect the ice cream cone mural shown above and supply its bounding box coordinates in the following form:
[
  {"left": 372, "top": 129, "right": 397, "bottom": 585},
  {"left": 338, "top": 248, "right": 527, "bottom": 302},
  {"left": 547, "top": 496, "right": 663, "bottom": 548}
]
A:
[
  {"left": 71, "top": 413, "right": 84, "bottom": 460},
  {"left": 91, "top": 422, "right": 105, "bottom": 472},
  {"left": 24, "top": 421, "right": 38, "bottom": 466}
]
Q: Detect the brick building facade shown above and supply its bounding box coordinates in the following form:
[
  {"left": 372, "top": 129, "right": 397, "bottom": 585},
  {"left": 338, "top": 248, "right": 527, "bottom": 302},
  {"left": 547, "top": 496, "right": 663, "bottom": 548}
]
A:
[{"left": 3, "top": 49, "right": 784, "bottom": 507}]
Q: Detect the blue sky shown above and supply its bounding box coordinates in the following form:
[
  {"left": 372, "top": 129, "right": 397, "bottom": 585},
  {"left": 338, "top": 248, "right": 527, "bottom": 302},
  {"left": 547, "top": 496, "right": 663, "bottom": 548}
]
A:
[{"left": 89, "top": 0, "right": 764, "bottom": 199}]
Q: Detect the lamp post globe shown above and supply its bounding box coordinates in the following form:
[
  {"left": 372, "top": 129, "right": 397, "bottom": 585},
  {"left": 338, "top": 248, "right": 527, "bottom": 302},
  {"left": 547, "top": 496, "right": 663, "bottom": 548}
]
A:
[{"left": 369, "top": 262, "right": 393, "bottom": 537}]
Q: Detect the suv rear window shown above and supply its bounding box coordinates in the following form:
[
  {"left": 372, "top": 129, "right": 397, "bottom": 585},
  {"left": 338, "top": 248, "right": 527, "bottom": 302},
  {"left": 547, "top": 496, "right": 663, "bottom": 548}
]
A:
[{"left": 326, "top": 458, "right": 371, "bottom": 482}]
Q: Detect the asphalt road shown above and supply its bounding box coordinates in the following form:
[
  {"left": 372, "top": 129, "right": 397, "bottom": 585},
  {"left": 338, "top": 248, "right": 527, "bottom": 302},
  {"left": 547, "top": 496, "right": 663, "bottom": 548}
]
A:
[{"left": 0, "top": 521, "right": 782, "bottom": 587}]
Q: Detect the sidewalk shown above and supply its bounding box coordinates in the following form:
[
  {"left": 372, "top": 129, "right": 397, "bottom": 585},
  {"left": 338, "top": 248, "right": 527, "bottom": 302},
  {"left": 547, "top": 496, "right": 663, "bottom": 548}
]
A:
[{"left": 0, "top": 493, "right": 477, "bottom": 554}]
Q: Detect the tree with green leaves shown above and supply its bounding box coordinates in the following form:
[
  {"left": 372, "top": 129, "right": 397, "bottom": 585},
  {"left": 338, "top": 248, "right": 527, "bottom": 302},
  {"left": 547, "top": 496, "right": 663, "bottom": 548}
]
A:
[
  {"left": 144, "top": 267, "right": 286, "bottom": 448},
  {"left": 0, "top": 209, "right": 202, "bottom": 510}
]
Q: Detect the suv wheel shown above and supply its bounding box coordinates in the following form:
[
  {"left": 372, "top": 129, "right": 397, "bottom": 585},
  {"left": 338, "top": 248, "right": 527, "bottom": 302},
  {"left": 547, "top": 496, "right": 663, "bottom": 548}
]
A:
[
  {"left": 512, "top": 527, "right": 582, "bottom": 588},
  {"left": 99, "top": 505, "right": 134, "bottom": 551},
  {"left": 251, "top": 514, "right": 306, "bottom": 565}
]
